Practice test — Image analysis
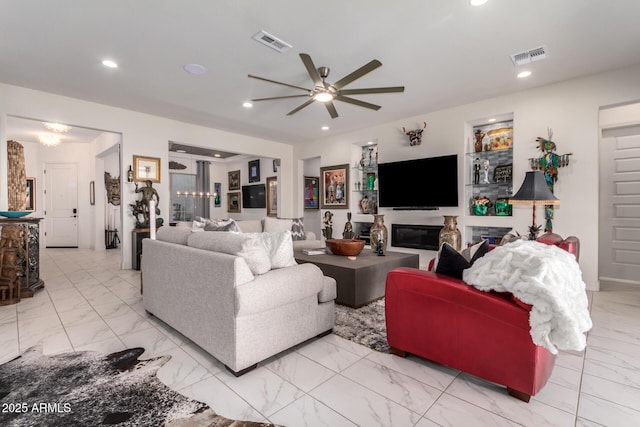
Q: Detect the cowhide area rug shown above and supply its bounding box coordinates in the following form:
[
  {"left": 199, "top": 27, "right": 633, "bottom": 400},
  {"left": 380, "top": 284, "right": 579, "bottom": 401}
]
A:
[
  {"left": 334, "top": 298, "right": 390, "bottom": 353},
  {"left": 0, "top": 346, "right": 280, "bottom": 427}
]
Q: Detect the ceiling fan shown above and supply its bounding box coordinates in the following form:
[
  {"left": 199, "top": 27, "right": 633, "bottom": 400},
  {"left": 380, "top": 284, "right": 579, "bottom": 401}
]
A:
[{"left": 248, "top": 53, "right": 405, "bottom": 119}]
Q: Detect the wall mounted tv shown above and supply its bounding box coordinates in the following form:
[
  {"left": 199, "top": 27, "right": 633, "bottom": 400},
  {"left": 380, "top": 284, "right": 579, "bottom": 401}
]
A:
[
  {"left": 378, "top": 154, "right": 458, "bottom": 208},
  {"left": 241, "top": 184, "right": 266, "bottom": 208}
]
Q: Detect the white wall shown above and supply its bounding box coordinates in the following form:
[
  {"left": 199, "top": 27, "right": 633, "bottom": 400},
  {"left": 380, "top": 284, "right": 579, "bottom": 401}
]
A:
[
  {"left": 0, "top": 84, "right": 294, "bottom": 268},
  {"left": 294, "top": 63, "right": 640, "bottom": 290}
]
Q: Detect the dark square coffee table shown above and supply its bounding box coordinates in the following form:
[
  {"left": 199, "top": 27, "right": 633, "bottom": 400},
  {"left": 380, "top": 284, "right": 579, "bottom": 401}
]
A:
[{"left": 295, "top": 249, "right": 419, "bottom": 308}]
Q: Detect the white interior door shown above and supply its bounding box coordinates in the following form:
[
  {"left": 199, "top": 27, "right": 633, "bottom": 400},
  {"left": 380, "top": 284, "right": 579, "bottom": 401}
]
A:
[
  {"left": 599, "top": 129, "right": 640, "bottom": 284},
  {"left": 45, "top": 163, "right": 79, "bottom": 247}
]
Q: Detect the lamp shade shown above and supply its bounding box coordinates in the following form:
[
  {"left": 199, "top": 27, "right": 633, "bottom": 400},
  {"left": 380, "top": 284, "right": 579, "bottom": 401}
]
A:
[{"left": 509, "top": 171, "right": 559, "bottom": 206}]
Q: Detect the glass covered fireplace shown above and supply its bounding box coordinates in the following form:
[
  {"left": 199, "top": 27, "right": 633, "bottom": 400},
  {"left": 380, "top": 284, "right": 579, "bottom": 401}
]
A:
[{"left": 391, "top": 224, "right": 441, "bottom": 251}]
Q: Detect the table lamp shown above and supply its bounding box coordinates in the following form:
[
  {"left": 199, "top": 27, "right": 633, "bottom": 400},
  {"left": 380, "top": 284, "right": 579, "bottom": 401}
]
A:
[{"left": 509, "top": 171, "right": 559, "bottom": 240}]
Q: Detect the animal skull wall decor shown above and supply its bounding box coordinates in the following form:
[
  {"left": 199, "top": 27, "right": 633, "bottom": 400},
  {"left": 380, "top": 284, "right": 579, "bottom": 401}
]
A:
[{"left": 402, "top": 122, "right": 427, "bottom": 146}]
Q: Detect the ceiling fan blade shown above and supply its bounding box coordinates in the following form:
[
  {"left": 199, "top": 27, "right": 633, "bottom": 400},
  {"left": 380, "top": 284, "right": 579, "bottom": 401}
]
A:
[
  {"left": 248, "top": 74, "right": 310, "bottom": 92},
  {"left": 339, "top": 86, "right": 405, "bottom": 95},
  {"left": 287, "top": 99, "right": 315, "bottom": 116},
  {"left": 251, "top": 94, "right": 310, "bottom": 102},
  {"left": 299, "top": 53, "right": 323, "bottom": 87},
  {"left": 332, "top": 59, "right": 382, "bottom": 89},
  {"left": 325, "top": 101, "right": 339, "bottom": 119},
  {"left": 335, "top": 95, "right": 381, "bottom": 111}
]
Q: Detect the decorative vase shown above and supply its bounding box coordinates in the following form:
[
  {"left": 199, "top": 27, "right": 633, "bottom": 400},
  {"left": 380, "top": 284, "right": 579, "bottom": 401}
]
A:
[
  {"left": 370, "top": 214, "right": 388, "bottom": 253},
  {"left": 439, "top": 215, "right": 461, "bottom": 251}
]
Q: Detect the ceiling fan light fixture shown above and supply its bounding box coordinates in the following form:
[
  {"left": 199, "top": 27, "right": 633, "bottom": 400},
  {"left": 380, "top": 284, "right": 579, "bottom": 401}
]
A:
[{"left": 313, "top": 91, "right": 334, "bottom": 103}]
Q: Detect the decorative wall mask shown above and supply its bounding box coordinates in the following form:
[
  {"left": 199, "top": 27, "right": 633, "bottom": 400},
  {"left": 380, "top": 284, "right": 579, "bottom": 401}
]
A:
[
  {"left": 401, "top": 122, "right": 427, "bottom": 146},
  {"left": 104, "top": 172, "right": 121, "bottom": 206}
]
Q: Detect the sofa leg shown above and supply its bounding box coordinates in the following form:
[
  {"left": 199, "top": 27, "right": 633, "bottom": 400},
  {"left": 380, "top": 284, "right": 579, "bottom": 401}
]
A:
[
  {"left": 507, "top": 387, "right": 531, "bottom": 402},
  {"left": 226, "top": 364, "right": 257, "bottom": 377},
  {"left": 316, "top": 329, "right": 332, "bottom": 338},
  {"left": 390, "top": 347, "right": 407, "bottom": 358}
]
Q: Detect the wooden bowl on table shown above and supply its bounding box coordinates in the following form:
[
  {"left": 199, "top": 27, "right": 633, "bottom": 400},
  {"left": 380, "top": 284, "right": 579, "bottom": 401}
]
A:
[{"left": 325, "top": 239, "right": 366, "bottom": 256}]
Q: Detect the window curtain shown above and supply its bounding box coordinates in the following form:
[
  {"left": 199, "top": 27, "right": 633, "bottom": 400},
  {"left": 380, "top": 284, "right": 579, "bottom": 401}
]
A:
[{"left": 195, "top": 160, "right": 211, "bottom": 219}]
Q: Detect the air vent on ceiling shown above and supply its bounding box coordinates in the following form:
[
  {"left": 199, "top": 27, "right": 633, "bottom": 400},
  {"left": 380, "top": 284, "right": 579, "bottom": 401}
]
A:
[
  {"left": 252, "top": 30, "right": 292, "bottom": 53},
  {"left": 510, "top": 46, "right": 548, "bottom": 66}
]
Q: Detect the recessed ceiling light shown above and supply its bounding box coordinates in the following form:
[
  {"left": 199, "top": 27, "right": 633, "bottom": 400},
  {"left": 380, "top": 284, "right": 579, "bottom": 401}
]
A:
[
  {"left": 175, "top": 149, "right": 187, "bottom": 153},
  {"left": 321, "top": 126, "right": 329, "bottom": 131},
  {"left": 517, "top": 70, "right": 532, "bottom": 78},
  {"left": 469, "top": 0, "right": 488, "bottom": 6},
  {"left": 367, "top": 141, "right": 375, "bottom": 145},
  {"left": 214, "top": 154, "right": 221, "bottom": 158},
  {"left": 243, "top": 102, "right": 253, "bottom": 108},
  {"left": 183, "top": 63, "right": 206, "bottom": 75},
  {"left": 102, "top": 59, "right": 118, "bottom": 68},
  {"left": 487, "top": 118, "right": 497, "bottom": 123}
]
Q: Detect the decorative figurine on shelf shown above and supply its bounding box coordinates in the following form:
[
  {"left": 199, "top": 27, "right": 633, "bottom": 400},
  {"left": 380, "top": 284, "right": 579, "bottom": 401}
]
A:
[
  {"left": 359, "top": 196, "right": 370, "bottom": 214},
  {"left": 471, "top": 195, "right": 492, "bottom": 216},
  {"left": 473, "top": 158, "right": 481, "bottom": 185},
  {"left": 482, "top": 159, "right": 491, "bottom": 184},
  {"left": 375, "top": 240, "right": 385, "bottom": 256},
  {"left": 474, "top": 129, "right": 485, "bottom": 153},
  {"left": 530, "top": 127, "right": 573, "bottom": 232},
  {"left": 322, "top": 211, "right": 334, "bottom": 240},
  {"left": 343, "top": 212, "right": 355, "bottom": 239}
]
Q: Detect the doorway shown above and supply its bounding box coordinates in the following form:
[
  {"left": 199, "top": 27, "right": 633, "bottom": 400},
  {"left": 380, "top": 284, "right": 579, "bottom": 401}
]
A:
[
  {"left": 44, "top": 162, "right": 79, "bottom": 247},
  {"left": 599, "top": 108, "right": 640, "bottom": 285}
]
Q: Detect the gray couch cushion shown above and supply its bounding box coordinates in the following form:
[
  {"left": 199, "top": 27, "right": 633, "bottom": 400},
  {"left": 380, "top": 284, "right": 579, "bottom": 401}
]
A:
[
  {"left": 157, "top": 227, "right": 192, "bottom": 245},
  {"left": 187, "top": 231, "right": 271, "bottom": 275},
  {"left": 263, "top": 217, "right": 292, "bottom": 233},
  {"left": 235, "top": 219, "right": 263, "bottom": 233}
]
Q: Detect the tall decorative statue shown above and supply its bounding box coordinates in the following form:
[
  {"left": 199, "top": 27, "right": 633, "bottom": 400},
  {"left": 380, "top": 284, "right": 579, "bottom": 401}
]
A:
[
  {"left": 530, "top": 127, "right": 572, "bottom": 232},
  {"left": 322, "top": 211, "right": 333, "bottom": 240},
  {"left": 131, "top": 180, "right": 161, "bottom": 229}
]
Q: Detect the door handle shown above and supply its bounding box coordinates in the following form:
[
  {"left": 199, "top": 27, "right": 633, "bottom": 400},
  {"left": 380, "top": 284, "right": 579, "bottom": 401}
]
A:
[{"left": 72, "top": 208, "right": 77, "bottom": 218}]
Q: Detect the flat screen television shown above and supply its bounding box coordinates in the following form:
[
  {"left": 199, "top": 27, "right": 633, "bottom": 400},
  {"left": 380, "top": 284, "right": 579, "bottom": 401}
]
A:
[
  {"left": 241, "top": 184, "right": 266, "bottom": 208},
  {"left": 378, "top": 154, "right": 458, "bottom": 208}
]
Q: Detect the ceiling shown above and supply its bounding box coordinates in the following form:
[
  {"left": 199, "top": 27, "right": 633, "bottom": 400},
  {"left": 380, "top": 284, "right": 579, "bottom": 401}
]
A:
[{"left": 2, "top": 0, "right": 640, "bottom": 146}]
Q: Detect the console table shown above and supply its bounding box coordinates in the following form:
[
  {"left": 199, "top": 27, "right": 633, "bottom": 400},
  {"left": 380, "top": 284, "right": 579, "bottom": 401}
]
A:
[
  {"left": 132, "top": 228, "right": 150, "bottom": 270},
  {"left": 0, "top": 217, "right": 45, "bottom": 298},
  {"left": 295, "top": 249, "right": 419, "bottom": 308}
]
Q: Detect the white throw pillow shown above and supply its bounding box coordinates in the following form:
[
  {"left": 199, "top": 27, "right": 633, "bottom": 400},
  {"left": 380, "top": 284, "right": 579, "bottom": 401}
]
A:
[
  {"left": 263, "top": 217, "right": 293, "bottom": 233},
  {"left": 246, "top": 231, "right": 297, "bottom": 269},
  {"left": 187, "top": 231, "right": 271, "bottom": 275}
]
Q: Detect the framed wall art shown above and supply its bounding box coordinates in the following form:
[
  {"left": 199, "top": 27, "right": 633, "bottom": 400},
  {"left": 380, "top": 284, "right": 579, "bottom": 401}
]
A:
[
  {"left": 26, "top": 177, "right": 36, "bottom": 211},
  {"left": 266, "top": 176, "right": 278, "bottom": 217},
  {"left": 248, "top": 159, "right": 260, "bottom": 183},
  {"left": 227, "top": 192, "right": 241, "bottom": 213},
  {"left": 214, "top": 182, "right": 222, "bottom": 207},
  {"left": 320, "top": 164, "right": 349, "bottom": 209},
  {"left": 133, "top": 155, "right": 161, "bottom": 183},
  {"left": 304, "top": 176, "right": 319, "bottom": 210},
  {"left": 228, "top": 170, "right": 240, "bottom": 191}
]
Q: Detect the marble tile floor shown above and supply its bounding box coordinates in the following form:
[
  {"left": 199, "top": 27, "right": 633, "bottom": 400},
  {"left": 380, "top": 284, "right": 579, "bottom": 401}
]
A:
[{"left": 1, "top": 248, "right": 639, "bottom": 426}]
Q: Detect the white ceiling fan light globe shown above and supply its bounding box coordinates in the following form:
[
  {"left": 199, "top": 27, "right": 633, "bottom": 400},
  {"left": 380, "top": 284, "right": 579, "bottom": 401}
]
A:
[{"left": 313, "top": 92, "right": 334, "bottom": 103}]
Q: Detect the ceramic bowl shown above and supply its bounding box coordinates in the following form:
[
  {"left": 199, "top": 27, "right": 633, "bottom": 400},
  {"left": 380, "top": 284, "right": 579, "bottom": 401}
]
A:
[
  {"left": 325, "top": 239, "right": 366, "bottom": 256},
  {"left": 0, "top": 211, "right": 32, "bottom": 218}
]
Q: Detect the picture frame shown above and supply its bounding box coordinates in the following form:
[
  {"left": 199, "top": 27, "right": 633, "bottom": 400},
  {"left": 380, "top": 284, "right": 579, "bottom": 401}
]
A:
[
  {"left": 266, "top": 176, "right": 278, "bottom": 217},
  {"left": 304, "top": 176, "right": 319, "bottom": 210},
  {"left": 320, "top": 164, "right": 349, "bottom": 209},
  {"left": 227, "top": 192, "right": 241, "bottom": 213},
  {"left": 248, "top": 159, "right": 260, "bottom": 183},
  {"left": 26, "top": 177, "right": 36, "bottom": 211},
  {"left": 133, "top": 155, "right": 161, "bottom": 183},
  {"left": 89, "top": 181, "right": 95, "bottom": 206},
  {"left": 214, "top": 182, "right": 222, "bottom": 207},
  {"left": 228, "top": 170, "right": 240, "bottom": 191}
]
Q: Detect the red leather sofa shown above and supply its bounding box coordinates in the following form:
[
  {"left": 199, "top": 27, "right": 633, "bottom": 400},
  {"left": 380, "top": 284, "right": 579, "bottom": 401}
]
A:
[{"left": 385, "top": 233, "right": 579, "bottom": 402}]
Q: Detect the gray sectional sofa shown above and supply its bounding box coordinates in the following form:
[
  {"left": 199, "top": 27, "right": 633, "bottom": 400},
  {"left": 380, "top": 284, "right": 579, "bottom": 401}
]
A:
[{"left": 142, "top": 227, "right": 336, "bottom": 375}]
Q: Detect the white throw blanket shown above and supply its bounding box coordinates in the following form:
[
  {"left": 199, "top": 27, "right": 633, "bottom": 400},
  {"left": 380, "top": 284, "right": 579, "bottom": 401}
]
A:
[{"left": 462, "top": 240, "right": 592, "bottom": 354}]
